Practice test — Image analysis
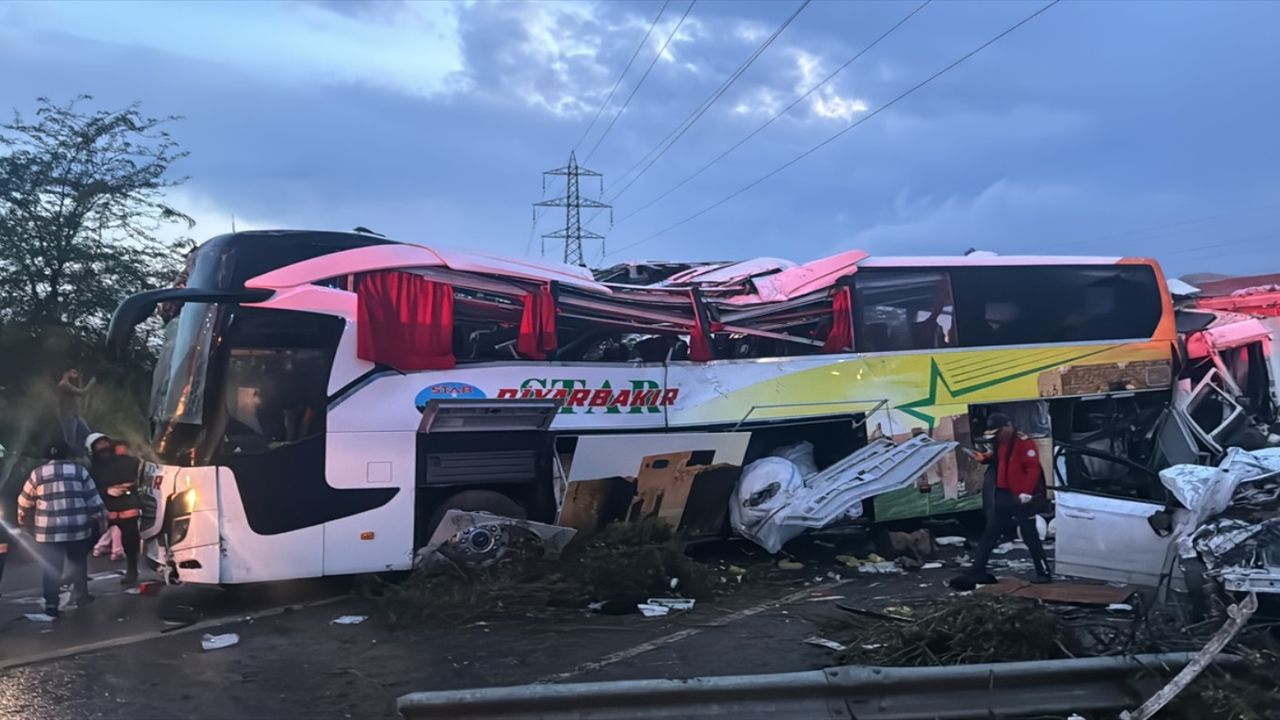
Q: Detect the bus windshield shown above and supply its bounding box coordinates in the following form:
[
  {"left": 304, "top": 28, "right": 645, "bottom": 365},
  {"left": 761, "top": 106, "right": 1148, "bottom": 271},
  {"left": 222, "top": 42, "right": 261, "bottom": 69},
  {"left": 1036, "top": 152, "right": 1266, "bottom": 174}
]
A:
[{"left": 149, "top": 301, "right": 218, "bottom": 426}]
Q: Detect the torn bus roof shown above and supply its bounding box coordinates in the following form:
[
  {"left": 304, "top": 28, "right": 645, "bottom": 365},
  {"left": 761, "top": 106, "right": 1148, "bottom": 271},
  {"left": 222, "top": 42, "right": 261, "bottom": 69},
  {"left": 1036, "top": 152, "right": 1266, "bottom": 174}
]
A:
[{"left": 232, "top": 232, "right": 1165, "bottom": 368}]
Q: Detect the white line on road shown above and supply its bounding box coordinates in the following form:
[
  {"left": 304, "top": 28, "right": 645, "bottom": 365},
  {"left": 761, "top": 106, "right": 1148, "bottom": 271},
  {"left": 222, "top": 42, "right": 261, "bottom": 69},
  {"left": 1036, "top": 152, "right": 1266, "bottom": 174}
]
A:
[
  {"left": 535, "top": 579, "right": 853, "bottom": 683},
  {"left": 0, "top": 595, "right": 347, "bottom": 672}
]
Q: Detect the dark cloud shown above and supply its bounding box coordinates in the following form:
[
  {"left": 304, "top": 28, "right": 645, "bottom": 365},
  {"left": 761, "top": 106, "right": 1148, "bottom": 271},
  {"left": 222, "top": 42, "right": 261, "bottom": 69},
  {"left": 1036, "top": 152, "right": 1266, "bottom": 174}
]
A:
[{"left": 2, "top": 0, "right": 1278, "bottom": 275}]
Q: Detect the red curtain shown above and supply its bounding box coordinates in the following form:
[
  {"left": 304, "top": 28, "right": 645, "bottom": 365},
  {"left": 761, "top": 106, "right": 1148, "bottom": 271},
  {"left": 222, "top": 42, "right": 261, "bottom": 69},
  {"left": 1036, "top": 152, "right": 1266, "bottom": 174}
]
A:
[
  {"left": 356, "top": 271, "right": 455, "bottom": 370},
  {"left": 822, "top": 286, "right": 853, "bottom": 353},
  {"left": 688, "top": 289, "right": 715, "bottom": 362},
  {"left": 517, "top": 283, "right": 558, "bottom": 360}
]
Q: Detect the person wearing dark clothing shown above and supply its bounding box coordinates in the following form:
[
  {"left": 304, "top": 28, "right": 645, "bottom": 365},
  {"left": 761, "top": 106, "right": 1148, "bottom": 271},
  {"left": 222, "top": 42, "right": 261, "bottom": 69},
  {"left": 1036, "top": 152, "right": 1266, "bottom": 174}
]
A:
[
  {"left": 952, "top": 413, "right": 1052, "bottom": 589},
  {"left": 18, "top": 440, "right": 107, "bottom": 617},
  {"left": 87, "top": 433, "right": 143, "bottom": 586}
]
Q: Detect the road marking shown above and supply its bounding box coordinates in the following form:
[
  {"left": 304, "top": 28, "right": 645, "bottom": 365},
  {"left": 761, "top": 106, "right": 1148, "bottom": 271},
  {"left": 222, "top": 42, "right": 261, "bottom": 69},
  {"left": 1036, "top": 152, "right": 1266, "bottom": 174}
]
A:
[
  {"left": 0, "top": 595, "right": 347, "bottom": 672},
  {"left": 535, "top": 579, "right": 853, "bottom": 683}
]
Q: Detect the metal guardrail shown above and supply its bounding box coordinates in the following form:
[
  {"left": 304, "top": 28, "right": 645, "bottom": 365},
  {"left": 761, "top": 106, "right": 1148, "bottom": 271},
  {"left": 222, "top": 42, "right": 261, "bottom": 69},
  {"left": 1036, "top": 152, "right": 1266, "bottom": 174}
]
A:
[{"left": 398, "top": 652, "right": 1237, "bottom": 720}]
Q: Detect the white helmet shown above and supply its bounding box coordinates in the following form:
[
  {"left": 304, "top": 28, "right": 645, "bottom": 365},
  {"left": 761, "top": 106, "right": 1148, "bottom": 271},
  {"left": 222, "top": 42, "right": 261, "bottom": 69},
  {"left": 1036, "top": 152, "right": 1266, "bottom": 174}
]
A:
[{"left": 85, "top": 432, "right": 111, "bottom": 453}]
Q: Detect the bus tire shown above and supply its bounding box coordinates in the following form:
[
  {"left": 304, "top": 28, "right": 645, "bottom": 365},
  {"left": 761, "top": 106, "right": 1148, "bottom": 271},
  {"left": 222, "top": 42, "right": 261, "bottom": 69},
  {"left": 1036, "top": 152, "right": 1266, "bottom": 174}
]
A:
[{"left": 421, "top": 489, "right": 527, "bottom": 548}]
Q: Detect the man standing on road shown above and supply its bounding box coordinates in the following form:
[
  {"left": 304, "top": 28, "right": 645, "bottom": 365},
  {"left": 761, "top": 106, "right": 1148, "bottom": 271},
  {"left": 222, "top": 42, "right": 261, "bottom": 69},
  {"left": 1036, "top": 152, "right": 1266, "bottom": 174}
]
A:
[
  {"left": 88, "top": 433, "right": 143, "bottom": 586},
  {"left": 950, "top": 412, "right": 1052, "bottom": 589},
  {"left": 18, "top": 440, "right": 107, "bottom": 617}
]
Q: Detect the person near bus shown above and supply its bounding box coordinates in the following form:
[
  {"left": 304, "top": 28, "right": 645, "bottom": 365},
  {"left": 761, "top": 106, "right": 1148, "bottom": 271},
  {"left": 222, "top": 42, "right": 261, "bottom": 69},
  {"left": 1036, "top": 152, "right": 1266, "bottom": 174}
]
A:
[
  {"left": 87, "top": 433, "right": 144, "bottom": 586},
  {"left": 952, "top": 412, "right": 1052, "bottom": 588},
  {"left": 17, "top": 440, "right": 108, "bottom": 617},
  {"left": 56, "top": 368, "right": 96, "bottom": 450}
]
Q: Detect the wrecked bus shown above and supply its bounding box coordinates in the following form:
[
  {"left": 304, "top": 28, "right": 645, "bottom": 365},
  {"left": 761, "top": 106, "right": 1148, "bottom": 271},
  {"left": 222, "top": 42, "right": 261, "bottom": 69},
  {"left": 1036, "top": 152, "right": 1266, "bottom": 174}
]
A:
[{"left": 108, "top": 230, "right": 1176, "bottom": 584}]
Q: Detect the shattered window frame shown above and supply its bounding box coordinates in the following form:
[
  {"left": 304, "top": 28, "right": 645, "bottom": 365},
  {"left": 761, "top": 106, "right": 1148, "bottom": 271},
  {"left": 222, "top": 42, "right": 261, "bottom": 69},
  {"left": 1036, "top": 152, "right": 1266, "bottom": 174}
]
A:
[{"left": 851, "top": 269, "right": 957, "bottom": 353}]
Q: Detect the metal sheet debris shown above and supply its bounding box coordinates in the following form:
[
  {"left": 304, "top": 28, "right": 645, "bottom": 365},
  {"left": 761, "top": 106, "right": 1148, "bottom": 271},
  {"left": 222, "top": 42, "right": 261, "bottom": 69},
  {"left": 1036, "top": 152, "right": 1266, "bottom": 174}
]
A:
[{"left": 731, "top": 434, "right": 957, "bottom": 553}]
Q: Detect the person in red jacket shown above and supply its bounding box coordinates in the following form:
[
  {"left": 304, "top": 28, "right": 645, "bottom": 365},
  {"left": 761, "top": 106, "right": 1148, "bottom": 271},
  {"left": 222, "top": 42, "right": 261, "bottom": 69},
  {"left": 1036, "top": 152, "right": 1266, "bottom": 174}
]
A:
[{"left": 954, "top": 412, "right": 1051, "bottom": 587}]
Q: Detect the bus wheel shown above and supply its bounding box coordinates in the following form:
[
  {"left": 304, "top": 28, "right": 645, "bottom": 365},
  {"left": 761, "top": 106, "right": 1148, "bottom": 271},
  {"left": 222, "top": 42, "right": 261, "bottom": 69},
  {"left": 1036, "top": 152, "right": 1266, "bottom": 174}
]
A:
[{"left": 421, "top": 490, "right": 527, "bottom": 550}]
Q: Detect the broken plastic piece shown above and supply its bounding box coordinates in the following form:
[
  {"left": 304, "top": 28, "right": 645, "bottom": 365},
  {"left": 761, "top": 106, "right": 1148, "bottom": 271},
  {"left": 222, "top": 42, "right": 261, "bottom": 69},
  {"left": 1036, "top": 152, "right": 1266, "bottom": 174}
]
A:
[
  {"left": 201, "top": 633, "right": 240, "bottom": 651},
  {"left": 332, "top": 615, "right": 369, "bottom": 625},
  {"left": 417, "top": 510, "right": 577, "bottom": 569},
  {"left": 857, "top": 562, "right": 902, "bottom": 575},
  {"left": 637, "top": 603, "right": 670, "bottom": 618},
  {"left": 646, "top": 598, "right": 695, "bottom": 611},
  {"left": 803, "top": 636, "right": 848, "bottom": 652},
  {"left": 921, "top": 562, "right": 944, "bottom": 570}
]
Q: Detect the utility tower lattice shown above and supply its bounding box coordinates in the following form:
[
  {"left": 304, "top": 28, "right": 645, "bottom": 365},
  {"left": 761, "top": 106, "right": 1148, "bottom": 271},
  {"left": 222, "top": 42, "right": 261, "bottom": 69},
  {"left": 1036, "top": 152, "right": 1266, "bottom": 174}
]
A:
[{"left": 534, "top": 152, "right": 612, "bottom": 267}]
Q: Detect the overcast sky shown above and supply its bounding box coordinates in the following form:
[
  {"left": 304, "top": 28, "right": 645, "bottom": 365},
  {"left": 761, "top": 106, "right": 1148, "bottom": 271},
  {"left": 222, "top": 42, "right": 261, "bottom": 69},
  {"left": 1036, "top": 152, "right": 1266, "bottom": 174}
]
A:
[{"left": 3, "top": 0, "right": 1278, "bottom": 276}]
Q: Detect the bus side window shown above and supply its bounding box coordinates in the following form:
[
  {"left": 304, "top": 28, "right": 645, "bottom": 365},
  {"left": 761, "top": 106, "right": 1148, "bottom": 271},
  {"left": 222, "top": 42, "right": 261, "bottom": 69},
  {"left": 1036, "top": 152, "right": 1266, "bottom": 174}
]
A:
[
  {"left": 853, "top": 270, "right": 956, "bottom": 353},
  {"left": 950, "top": 265, "right": 1162, "bottom": 347}
]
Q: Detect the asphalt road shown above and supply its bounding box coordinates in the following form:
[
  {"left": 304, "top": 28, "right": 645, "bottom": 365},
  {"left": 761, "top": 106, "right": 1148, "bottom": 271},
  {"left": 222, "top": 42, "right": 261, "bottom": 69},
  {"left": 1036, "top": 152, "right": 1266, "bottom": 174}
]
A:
[{"left": 1, "top": 547, "right": 349, "bottom": 671}]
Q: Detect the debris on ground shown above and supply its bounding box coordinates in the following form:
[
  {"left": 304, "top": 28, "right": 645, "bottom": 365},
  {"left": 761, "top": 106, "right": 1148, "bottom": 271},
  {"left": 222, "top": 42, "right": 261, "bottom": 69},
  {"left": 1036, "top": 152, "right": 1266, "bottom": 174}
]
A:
[
  {"left": 777, "top": 559, "right": 804, "bottom": 571},
  {"left": 417, "top": 510, "right": 578, "bottom": 570},
  {"left": 935, "top": 536, "right": 966, "bottom": 547},
  {"left": 976, "top": 576, "right": 1138, "bottom": 606},
  {"left": 646, "top": 598, "right": 695, "bottom": 611},
  {"left": 824, "top": 588, "right": 1280, "bottom": 719},
  {"left": 1122, "top": 593, "right": 1259, "bottom": 720},
  {"left": 331, "top": 615, "right": 368, "bottom": 625},
  {"left": 24, "top": 613, "right": 55, "bottom": 623},
  {"left": 636, "top": 603, "right": 669, "bottom": 617},
  {"left": 201, "top": 633, "right": 240, "bottom": 651},
  {"left": 803, "top": 636, "right": 848, "bottom": 652},
  {"left": 380, "top": 520, "right": 711, "bottom": 627},
  {"left": 830, "top": 594, "right": 1077, "bottom": 666}
]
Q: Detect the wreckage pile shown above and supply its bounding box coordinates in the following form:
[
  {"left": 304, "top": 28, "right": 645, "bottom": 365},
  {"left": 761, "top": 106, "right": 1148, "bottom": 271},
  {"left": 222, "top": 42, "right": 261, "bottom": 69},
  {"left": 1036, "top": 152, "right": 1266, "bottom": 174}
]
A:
[
  {"left": 380, "top": 520, "right": 712, "bottom": 627},
  {"left": 826, "top": 591, "right": 1280, "bottom": 719},
  {"left": 830, "top": 595, "right": 1075, "bottom": 667}
]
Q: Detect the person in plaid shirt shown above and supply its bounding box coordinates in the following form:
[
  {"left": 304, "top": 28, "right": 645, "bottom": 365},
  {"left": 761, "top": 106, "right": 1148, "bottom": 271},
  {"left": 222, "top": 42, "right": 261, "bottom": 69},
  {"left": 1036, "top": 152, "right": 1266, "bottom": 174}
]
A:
[{"left": 17, "top": 440, "right": 108, "bottom": 617}]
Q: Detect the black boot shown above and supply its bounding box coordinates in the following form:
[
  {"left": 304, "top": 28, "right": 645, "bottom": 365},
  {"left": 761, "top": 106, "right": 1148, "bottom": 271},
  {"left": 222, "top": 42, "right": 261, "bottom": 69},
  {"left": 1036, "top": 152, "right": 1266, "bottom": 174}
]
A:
[{"left": 1031, "top": 557, "right": 1052, "bottom": 584}]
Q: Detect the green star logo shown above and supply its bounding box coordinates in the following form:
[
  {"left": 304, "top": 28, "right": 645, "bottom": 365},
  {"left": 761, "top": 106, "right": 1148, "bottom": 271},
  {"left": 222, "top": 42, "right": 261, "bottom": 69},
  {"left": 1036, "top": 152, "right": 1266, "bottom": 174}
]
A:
[{"left": 897, "top": 347, "right": 1113, "bottom": 429}]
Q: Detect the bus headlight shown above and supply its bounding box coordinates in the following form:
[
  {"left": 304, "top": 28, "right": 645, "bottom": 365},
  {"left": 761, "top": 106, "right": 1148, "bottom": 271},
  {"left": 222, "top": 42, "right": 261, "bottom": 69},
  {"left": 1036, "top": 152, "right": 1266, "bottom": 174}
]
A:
[{"left": 174, "top": 489, "right": 198, "bottom": 516}]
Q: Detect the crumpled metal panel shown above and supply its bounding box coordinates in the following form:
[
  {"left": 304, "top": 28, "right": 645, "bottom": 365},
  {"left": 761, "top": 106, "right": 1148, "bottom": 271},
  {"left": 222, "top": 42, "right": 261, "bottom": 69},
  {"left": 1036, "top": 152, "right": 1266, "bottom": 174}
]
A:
[{"left": 732, "top": 434, "right": 957, "bottom": 553}]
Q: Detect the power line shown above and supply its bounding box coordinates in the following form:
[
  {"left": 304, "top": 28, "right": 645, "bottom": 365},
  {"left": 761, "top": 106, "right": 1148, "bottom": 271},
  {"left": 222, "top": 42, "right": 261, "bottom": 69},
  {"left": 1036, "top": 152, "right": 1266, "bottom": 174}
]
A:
[
  {"left": 583, "top": 0, "right": 697, "bottom": 165},
  {"left": 616, "top": 0, "right": 931, "bottom": 226},
  {"left": 607, "top": 0, "right": 1061, "bottom": 259},
  {"left": 573, "top": 0, "right": 671, "bottom": 154},
  {"left": 603, "top": 0, "right": 812, "bottom": 205}
]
